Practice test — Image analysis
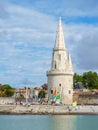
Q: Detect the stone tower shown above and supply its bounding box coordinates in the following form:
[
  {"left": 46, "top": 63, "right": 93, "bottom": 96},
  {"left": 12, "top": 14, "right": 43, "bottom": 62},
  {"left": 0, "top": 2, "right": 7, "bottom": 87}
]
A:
[{"left": 47, "top": 17, "right": 74, "bottom": 105}]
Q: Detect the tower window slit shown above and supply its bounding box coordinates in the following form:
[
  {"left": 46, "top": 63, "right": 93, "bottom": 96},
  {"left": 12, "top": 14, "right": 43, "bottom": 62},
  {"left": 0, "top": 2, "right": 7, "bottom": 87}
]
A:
[
  {"left": 59, "top": 83, "right": 61, "bottom": 86},
  {"left": 69, "top": 90, "right": 71, "bottom": 94},
  {"left": 55, "top": 64, "right": 56, "bottom": 69},
  {"left": 51, "top": 90, "right": 53, "bottom": 94}
]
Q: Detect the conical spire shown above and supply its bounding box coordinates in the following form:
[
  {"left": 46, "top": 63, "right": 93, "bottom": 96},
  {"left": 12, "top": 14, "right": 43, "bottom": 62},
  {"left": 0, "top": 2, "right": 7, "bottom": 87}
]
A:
[
  {"left": 47, "top": 17, "right": 74, "bottom": 105},
  {"left": 54, "top": 17, "right": 66, "bottom": 50}
]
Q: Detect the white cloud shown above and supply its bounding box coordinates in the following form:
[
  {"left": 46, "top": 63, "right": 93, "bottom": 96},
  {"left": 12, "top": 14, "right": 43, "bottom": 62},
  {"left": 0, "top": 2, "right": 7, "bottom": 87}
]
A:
[
  {"left": 63, "top": 24, "right": 98, "bottom": 73},
  {"left": 0, "top": 1, "right": 98, "bottom": 87}
]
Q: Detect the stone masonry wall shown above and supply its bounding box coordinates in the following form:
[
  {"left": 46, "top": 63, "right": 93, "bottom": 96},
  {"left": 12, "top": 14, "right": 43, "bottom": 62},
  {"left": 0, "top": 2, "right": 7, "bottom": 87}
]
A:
[
  {"left": 73, "top": 94, "right": 98, "bottom": 105},
  {"left": 0, "top": 97, "right": 15, "bottom": 105}
]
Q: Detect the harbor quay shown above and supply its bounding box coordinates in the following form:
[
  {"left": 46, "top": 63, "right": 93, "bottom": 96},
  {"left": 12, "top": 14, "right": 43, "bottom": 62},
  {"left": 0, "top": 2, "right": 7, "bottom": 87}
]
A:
[{"left": 0, "top": 104, "right": 98, "bottom": 115}]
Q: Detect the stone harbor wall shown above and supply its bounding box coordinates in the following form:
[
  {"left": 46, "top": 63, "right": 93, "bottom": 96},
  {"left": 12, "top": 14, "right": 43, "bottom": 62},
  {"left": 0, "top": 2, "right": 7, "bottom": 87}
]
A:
[
  {"left": 0, "top": 97, "right": 15, "bottom": 105},
  {"left": 0, "top": 94, "right": 98, "bottom": 105},
  {"left": 0, "top": 104, "right": 98, "bottom": 115},
  {"left": 73, "top": 94, "right": 98, "bottom": 105}
]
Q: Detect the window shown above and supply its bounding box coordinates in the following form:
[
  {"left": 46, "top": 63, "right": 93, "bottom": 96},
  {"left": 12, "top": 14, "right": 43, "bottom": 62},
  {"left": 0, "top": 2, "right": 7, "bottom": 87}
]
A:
[
  {"left": 69, "top": 90, "right": 71, "bottom": 94},
  {"left": 54, "top": 61, "right": 56, "bottom": 69},
  {"left": 51, "top": 90, "right": 53, "bottom": 94},
  {"left": 55, "top": 64, "right": 56, "bottom": 69},
  {"left": 59, "top": 54, "right": 61, "bottom": 60},
  {"left": 59, "top": 83, "right": 61, "bottom": 86}
]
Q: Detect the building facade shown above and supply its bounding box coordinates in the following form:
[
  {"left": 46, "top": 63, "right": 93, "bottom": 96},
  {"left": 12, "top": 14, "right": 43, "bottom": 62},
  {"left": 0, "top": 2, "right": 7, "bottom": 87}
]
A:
[{"left": 47, "top": 17, "right": 74, "bottom": 105}]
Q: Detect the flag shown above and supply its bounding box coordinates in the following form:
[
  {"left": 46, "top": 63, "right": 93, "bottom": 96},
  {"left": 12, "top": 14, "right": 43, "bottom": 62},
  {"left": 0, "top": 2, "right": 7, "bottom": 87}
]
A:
[
  {"left": 51, "top": 95, "right": 55, "bottom": 100},
  {"left": 72, "top": 101, "right": 77, "bottom": 107},
  {"left": 56, "top": 93, "right": 60, "bottom": 100},
  {"left": 53, "top": 87, "right": 57, "bottom": 96},
  {"left": 50, "top": 94, "right": 56, "bottom": 103}
]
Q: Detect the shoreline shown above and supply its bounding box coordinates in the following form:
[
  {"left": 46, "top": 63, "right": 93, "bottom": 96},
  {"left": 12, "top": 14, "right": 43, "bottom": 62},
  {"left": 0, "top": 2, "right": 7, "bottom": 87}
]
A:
[
  {"left": 0, "top": 112, "right": 98, "bottom": 115},
  {"left": 0, "top": 105, "right": 98, "bottom": 115}
]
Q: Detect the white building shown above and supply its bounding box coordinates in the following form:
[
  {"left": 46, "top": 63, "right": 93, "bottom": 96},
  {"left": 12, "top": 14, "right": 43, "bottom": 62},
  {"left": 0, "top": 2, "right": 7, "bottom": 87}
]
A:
[{"left": 47, "top": 17, "right": 74, "bottom": 105}]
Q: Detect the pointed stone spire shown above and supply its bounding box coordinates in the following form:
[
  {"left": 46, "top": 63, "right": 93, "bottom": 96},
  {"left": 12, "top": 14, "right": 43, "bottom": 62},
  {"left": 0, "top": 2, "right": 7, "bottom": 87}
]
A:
[
  {"left": 54, "top": 17, "right": 66, "bottom": 51},
  {"left": 47, "top": 17, "right": 74, "bottom": 105}
]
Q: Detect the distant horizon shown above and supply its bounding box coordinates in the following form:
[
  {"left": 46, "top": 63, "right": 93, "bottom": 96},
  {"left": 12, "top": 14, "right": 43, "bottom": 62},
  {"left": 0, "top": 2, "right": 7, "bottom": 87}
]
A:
[{"left": 0, "top": 0, "right": 98, "bottom": 88}]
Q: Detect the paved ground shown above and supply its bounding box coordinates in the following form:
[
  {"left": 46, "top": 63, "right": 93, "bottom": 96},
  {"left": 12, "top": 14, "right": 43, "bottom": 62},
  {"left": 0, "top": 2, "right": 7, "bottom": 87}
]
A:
[
  {"left": 0, "top": 105, "right": 98, "bottom": 115},
  {"left": 69, "top": 105, "right": 98, "bottom": 114}
]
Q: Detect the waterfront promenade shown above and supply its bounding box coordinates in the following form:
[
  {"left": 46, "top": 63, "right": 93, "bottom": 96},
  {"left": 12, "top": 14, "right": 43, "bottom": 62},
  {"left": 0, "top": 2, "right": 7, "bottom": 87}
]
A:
[{"left": 0, "top": 104, "right": 98, "bottom": 115}]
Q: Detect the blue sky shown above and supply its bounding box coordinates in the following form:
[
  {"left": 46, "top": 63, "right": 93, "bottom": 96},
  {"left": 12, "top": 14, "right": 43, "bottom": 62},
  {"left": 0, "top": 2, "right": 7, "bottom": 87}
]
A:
[{"left": 0, "top": 0, "right": 98, "bottom": 88}]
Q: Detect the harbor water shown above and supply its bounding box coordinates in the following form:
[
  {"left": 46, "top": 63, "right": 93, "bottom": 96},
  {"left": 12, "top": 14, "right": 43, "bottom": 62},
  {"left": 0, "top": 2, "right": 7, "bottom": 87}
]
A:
[{"left": 0, "top": 115, "right": 98, "bottom": 130}]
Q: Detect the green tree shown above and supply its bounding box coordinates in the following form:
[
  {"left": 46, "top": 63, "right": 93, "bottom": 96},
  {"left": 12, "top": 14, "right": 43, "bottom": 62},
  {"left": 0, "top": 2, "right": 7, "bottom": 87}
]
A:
[
  {"left": 0, "top": 84, "right": 14, "bottom": 97},
  {"left": 38, "top": 90, "right": 46, "bottom": 99},
  {"left": 73, "top": 73, "right": 83, "bottom": 88},
  {"left": 82, "top": 71, "right": 98, "bottom": 89},
  {"left": 73, "top": 71, "right": 98, "bottom": 89},
  {"left": 41, "top": 83, "right": 48, "bottom": 90}
]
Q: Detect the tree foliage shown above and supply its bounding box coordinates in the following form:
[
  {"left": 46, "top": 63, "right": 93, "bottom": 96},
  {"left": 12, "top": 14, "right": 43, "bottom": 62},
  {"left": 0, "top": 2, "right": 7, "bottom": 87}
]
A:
[
  {"left": 74, "top": 71, "right": 98, "bottom": 89},
  {"left": 38, "top": 90, "right": 46, "bottom": 99},
  {"left": 73, "top": 73, "right": 82, "bottom": 87},
  {"left": 0, "top": 84, "right": 14, "bottom": 97},
  {"left": 38, "top": 83, "right": 48, "bottom": 99},
  {"left": 41, "top": 83, "right": 48, "bottom": 90}
]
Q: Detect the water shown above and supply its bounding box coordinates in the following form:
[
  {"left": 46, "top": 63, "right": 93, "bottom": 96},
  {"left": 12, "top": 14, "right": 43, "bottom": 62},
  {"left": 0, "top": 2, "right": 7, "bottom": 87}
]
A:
[{"left": 0, "top": 115, "right": 98, "bottom": 130}]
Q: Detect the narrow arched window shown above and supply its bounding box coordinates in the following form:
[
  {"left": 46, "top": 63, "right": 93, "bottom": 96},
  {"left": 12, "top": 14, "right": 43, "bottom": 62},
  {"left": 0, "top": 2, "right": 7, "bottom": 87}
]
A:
[
  {"left": 59, "top": 83, "right": 61, "bottom": 86},
  {"left": 51, "top": 90, "right": 53, "bottom": 94},
  {"left": 69, "top": 90, "right": 71, "bottom": 94},
  {"left": 55, "top": 63, "right": 56, "bottom": 69}
]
